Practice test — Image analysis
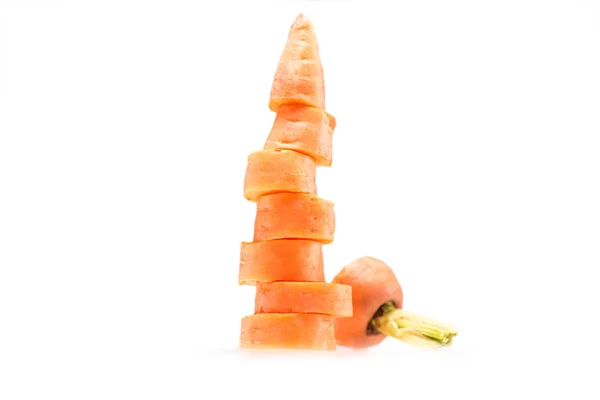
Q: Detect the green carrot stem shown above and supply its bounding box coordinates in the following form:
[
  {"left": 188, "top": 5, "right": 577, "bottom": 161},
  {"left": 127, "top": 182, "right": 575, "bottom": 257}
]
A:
[{"left": 370, "top": 302, "right": 458, "bottom": 348}]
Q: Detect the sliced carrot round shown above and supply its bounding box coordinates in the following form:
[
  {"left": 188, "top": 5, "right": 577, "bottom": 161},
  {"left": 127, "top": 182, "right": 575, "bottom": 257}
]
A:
[
  {"left": 255, "top": 282, "right": 352, "bottom": 317},
  {"left": 240, "top": 313, "right": 335, "bottom": 350},
  {"left": 331, "top": 256, "right": 404, "bottom": 349},
  {"left": 264, "top": 104, "right": 336, "bottom": 167},
  {"left": 238, "top": 240, "right": 324, "bottom": 285},
  {"left": 269, "top": 14, "right": 325, "bottom": 112},
  {"left": 253, "top": 193, "right": 335, "bottom": 243},
  {"left": 243, "top": 149, "right": 316, "bottom": 202}
]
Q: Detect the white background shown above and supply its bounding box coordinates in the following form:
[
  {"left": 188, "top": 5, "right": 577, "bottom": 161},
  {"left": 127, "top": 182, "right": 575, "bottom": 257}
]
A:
[{"left": 1, "top": 0, "right": 599, "bottom": 398}]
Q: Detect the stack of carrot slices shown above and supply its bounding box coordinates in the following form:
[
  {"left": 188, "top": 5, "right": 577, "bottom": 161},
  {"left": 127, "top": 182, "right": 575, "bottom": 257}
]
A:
[{"left": 239, "top": 14, "right": 352, "bottom": 351}]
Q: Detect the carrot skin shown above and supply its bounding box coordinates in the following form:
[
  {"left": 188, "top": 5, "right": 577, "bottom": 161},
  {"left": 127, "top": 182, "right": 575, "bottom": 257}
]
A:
[
  {"left": 240, "top": 313, "right": 336, "bottom": 350},
  {"left": 264, "top": 104, "right": 336, "bottom": 167},
  {"left": 243, "top": 149, "right": 316, "bottom": 202},
  {"left": 255, "top": 282, "right": 352, "bottom": 317},
  {"left": 269, "top": 14, "right": 325, "bottom": 112},
  {"left": 253, "top": 193, "right": 335, "bottom": 243},
  {"left": 332, "top": 256, "right": 404, "bottom": 349},
  {"left": 238, "top": 240, "right": 325, "bottom": 285}
]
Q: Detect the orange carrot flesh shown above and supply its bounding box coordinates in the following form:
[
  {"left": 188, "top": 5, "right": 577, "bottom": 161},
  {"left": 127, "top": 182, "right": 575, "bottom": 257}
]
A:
[
  {"left": 331, "top": 256, "right": 404, "bottom": 349},
  {"left": 240, "top": 313, "right": 335, "bottom": 350},
  {"left": 255, "top": 282, "right": 352, "bottom": 317},
  {"left": 243, "top": 149, "right": 317, "bottom": 202},
  {"left": 238, "top": 240, "right": 325, "bottom": 285},
  {"left": 253, "top": 192, "right": 335, "bottom": 243},
  {"left": 264, "top": 104, "right": 336, "bottom": 167},
  {"left": 269, "top": 14, "right": 325, "bottom": 112}
]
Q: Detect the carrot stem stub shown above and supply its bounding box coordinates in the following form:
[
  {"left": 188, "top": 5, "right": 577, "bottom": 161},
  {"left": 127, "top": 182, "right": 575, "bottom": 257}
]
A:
[
  {"left": 370, "top": 302, "right": 457, "bottom": 348},
  {"left": 332, "top": 256, "right": 458, "bottom": 349}
]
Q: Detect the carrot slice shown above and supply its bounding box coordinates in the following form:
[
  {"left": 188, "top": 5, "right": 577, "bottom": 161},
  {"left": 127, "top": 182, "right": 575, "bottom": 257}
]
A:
[
  {"left": 240, "top": 313, "right": 335, "bottom": 350},
  {"left": 253, "top": 192, "right": 335, "bottom": 243},
  {"left": 238, "top": 239, "right": 325, "bottom": 285},
  {"left": 331, "top": 256, "right": 404, "bottom": 349},
  {"left": 255, "top": 282, "right": 352, "bottom": 317},
  {"left": 264, "top": 104, "right": 336, "bottom": 167},
  {"left": 269, "top": 14, "right": 325, "bottom": 112},
  {"left": 243, "top": 149, "right": 316, "bottom": 202}
]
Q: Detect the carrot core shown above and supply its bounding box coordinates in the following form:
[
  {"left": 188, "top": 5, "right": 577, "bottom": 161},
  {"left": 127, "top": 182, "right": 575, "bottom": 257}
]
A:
[
  {"left": 369, "top": 301, "right": 458, "bottom": 348},
  {"left": 365, "top": 300, "right": 400, "bottom": 335}
]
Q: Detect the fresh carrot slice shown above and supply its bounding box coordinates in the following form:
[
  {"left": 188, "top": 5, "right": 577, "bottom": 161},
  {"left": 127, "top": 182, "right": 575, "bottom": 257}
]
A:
[
  {"left": 264, "top": 104, "right": 336, "bottom": 167},
  {"left": 238, "top": 239, "right": 325, "bottom": 285},
  {"left": 269, "top": 14, "right": 325, "bottom": 112},
  {"left": 243, "top": 149, "right": 316, "bottom": 202},
  {"left": 255, "top": 282, "right": 352, "bottom": 317},
  {"left": 240, "top": 313, "right": 335, "bottom": 350},
  {"left": 331, "top": 256, "right": 404, "bottom": 349},
  {"left": 253, "top": 192, "right": 335, "bottom": 243}
]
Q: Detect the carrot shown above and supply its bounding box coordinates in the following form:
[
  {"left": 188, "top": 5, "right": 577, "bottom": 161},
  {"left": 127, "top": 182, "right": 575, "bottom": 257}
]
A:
[
  {"left": 240, "top": 313, "right": 335, "bottom": 350},
  {"left": 238, "top": 14, "right": 338, "bottom": 352},
  {"left": 238, "top": 239, "right": 325, "bottom": 285},
  {"left": 253, "top": 192, "right": 334, "bottom": 243},
  {"left": 332, "top": 256, "right": 458, "bottom": 349},
  {"left": 264, "top": 104, "right": 336, "bottom": 167},
  {"left": 243, "top": 149, "right": 316, "bottom": 202},
  {"left": 255, "top": 282, "right": 352, "bottom": 317},
  {"left": 269, "top": 13, "right": 325, "bottom": 112}
]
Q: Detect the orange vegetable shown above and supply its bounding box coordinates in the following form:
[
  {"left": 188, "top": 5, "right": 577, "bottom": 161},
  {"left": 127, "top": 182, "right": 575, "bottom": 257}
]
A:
[
  {"left": 238, "top": 239, "right": 325, "bottom": 285},
  {"left": 332, "top": 256, "right": 403, "bottom": 349},
  {"left": 269, "top": 13, "right": 325, "bottom": 112},
  {"left": 238, "top": 14, "right": 344, "bottom": 352},
  {"left": 253, "top": 192, "right": 334, "bottom": 243},
  {"left": 240, "top": 313, "right": 335, "bottom": 350},
  {"left": 243, "top": 149, "right": 316, "bottom": 202},
  {"left": 255, "top": 282, "right": 353, "bottom": 317},
  {"left": 332, "top": 256, "right": 457, "bottom": 349},
  {"left": 264, "top": 104, "right": 336, "bottom": 167},
  {"left": 238, "top": 13, "right": 458, "bottom": 353}
]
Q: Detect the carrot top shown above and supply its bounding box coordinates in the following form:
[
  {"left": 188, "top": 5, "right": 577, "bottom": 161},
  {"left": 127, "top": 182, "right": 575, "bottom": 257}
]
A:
[{"left": 269, "top": 13, "right": 325, "bottom": 111}]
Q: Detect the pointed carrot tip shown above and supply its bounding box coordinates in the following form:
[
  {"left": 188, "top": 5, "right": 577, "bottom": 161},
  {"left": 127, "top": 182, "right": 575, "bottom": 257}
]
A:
[
  {"left": 291, "top": 13, "right": 312, "bottom": 31},
  {"left": 268, "top": 12, "right": 324, "bottom": 112}
]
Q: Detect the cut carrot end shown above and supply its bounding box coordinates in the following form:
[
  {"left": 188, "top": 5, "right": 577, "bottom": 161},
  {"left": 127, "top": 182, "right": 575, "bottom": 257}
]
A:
[
  {"left": 331, "top": 256, "right": 403, "bottom": 348},
  {"left": 370, "top": 302, "right": 458, "bottom": 348}
]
